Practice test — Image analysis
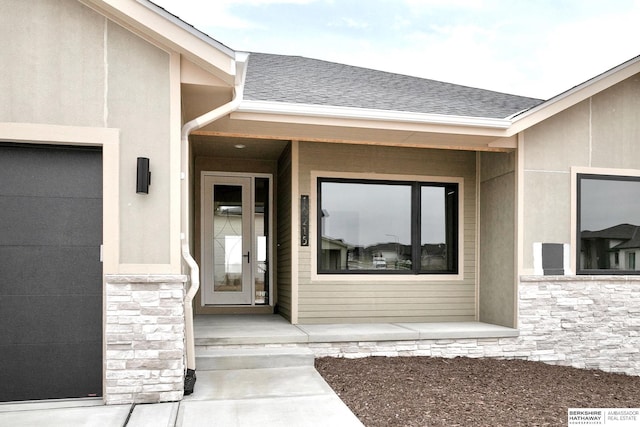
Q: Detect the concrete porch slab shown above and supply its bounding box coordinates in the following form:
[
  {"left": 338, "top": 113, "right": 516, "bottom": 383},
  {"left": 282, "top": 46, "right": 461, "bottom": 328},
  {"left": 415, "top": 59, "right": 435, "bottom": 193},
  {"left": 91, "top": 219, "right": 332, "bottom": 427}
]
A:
[
  {"left": 395, "top": 321, "right": 520, "bottom": 339},
  {"left": 297, "top": 323, "right": 419, "bottom": 342},
  {"left": 194, "top": 315, "right": 520, "bottom": 345},
  {"left": 194, "top": 314, "right": 308, "bottom": 345}
]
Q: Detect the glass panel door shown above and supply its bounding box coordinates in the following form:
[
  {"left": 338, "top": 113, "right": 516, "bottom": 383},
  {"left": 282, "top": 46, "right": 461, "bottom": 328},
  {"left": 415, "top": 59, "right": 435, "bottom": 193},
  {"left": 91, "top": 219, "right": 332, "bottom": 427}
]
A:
[{"left": 203, "top": 175, "right": 252, "bottom": 305}]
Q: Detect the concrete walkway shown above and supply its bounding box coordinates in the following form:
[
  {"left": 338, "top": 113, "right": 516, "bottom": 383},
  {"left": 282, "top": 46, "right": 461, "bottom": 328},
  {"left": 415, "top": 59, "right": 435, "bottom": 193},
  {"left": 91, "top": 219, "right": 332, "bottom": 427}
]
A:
[{"left": 0, "top": 366, "right": 363, "bottom": 426}]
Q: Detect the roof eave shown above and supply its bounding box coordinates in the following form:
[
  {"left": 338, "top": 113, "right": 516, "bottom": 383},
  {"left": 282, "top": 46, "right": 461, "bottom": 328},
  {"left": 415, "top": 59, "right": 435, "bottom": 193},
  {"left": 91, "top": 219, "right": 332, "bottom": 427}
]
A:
[
  {"left": 508, "top": 55, "right": 640, "bottom": 135},
  {"left": 234, "top": 100, "right": 512, "bottom": 136}
]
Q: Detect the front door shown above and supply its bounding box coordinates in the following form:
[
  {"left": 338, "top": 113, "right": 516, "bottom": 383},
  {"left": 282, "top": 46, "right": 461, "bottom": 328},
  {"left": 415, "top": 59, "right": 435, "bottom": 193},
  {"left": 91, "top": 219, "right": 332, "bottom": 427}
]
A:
[{"left": 202, "top": 174, "right": 270, "bottom": 305}]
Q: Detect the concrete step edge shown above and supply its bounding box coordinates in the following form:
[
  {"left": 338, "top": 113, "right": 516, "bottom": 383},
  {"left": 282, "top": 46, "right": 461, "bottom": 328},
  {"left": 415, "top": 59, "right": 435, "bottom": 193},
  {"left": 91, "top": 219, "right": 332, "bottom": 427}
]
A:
[
  {"left": 195, "top": 347, "right": 315, "bottom": 371},
  {"left": 195, "top": 347, "right": 314, "bottom": 357}
]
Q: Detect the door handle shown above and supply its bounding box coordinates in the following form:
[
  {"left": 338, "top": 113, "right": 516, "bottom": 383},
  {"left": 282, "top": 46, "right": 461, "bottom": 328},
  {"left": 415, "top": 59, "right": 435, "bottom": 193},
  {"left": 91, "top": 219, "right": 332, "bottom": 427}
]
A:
[{"left": 243, "top": 251, "right": 250, "bottom": 263}]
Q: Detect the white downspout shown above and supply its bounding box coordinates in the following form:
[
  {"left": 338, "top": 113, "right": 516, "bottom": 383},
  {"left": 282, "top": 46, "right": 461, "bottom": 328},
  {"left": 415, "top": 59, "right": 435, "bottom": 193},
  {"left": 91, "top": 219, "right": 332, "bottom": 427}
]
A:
[{"left": 181, "top": 52, "right": 249, "bottom": 392}]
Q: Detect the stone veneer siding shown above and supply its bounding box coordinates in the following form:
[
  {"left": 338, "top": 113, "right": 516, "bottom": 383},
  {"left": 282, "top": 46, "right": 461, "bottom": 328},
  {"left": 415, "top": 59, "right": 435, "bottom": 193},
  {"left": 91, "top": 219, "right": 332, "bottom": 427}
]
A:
[
  {"left": 203, "top": 277, "right": 640, "bottom": 377},
  {"left": 516, "top": 276, "right": 640, "bottom": 375},
  {"left": 105, "top": 274, "right": 187, "bottom": 405}
]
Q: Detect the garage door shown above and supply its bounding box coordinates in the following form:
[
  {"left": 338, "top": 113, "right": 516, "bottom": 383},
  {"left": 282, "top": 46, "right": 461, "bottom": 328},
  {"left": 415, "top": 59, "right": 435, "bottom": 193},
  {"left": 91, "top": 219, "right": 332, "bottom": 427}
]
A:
[{"left": 0, "top": 143, "right": 103, "bottom": 402}]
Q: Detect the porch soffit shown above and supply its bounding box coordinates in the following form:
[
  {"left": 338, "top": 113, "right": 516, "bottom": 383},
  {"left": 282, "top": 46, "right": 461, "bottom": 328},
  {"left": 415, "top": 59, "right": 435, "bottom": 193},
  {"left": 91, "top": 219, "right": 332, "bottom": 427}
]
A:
[
  {"left": 194, "top": 115, "right": 515, "bottom": 152},
  {"left": 181, "top": 58, "right": 230, "bottom": 87},
  {"left": 191, "top": 135, "right": 289, "bottom": 161},
  {"left": 182, "top": 84, "right": 234, "bottom": 123}
]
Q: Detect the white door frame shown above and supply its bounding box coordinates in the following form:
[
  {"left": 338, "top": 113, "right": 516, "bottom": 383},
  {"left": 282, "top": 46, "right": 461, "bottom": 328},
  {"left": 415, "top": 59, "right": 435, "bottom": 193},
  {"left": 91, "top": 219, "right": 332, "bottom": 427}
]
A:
[{"left": 200, "top": 172, "right": 273, "bottom": 306}]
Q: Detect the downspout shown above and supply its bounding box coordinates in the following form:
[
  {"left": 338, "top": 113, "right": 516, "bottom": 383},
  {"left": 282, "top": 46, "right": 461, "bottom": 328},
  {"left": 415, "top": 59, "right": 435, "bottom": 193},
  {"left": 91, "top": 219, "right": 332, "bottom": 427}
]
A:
[{"left": 181, "top": 52, "right": 249, "bottom": 394}]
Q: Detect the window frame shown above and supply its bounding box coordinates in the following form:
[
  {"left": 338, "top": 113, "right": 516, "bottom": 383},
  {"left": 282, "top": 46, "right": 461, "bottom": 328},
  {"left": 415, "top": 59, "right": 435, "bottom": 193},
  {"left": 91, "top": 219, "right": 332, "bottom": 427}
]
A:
[
  {"left": 576, "top": 172, "right": 640, "bottom": 276},
  {"left": 316, "top": 176, "right": 460, "bottom": 276}
]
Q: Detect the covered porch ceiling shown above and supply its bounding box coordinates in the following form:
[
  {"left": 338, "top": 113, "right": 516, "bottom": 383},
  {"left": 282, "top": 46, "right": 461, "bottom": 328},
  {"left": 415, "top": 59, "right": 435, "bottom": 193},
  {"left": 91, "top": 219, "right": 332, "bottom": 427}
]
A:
[
  {"left": 192, "top": 115, "right": 517, "bottom": 153},
  {"left": 191, "top": 134, "right": 289, "bottom": 161}
]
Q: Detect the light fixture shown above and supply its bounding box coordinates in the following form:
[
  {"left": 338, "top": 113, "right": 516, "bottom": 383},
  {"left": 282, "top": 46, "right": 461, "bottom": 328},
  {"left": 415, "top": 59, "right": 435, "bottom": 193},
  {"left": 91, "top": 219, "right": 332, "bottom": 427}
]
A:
[
  {"left": 234, "top": 144, "right": 246, "bottom": 149},
  {"left": 136, "top": 157, "right": 151, "bottom": 194}
]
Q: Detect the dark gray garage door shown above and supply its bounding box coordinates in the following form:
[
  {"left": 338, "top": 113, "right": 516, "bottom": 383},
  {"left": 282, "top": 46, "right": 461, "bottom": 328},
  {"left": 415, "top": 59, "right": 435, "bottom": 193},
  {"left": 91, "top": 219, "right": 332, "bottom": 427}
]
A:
[{"left": 0, "top": 143, "right": 103, "bottom": 402}]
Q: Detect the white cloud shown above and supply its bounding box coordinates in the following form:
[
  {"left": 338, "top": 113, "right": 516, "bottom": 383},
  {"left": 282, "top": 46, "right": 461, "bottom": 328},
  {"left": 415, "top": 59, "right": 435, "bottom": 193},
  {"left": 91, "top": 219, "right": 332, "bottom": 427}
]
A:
[
  {"left": 155, "top": 1, "right": 251, "bottom": 30},
  {"left": 330, "top": 17, "right": 370, "bottom": 29},
  {"left": 156, "top": 0, "right": 317, "bottom": 30},
  {"left": 391, "top": 15, "right": 412, "bottom": 30},
  {"left": 403, "top": 0, "right": 487, "bottom": 9},
  {"left": 530, "top": 6, "right": 640, "bottom": 98}
]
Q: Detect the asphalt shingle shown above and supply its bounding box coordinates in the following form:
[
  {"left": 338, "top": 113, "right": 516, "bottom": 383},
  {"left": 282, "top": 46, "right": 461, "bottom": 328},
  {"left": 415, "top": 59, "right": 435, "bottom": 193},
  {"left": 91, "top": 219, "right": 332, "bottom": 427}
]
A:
[{"left": 244, "top": 53, "right": 544, "bottom": 119}]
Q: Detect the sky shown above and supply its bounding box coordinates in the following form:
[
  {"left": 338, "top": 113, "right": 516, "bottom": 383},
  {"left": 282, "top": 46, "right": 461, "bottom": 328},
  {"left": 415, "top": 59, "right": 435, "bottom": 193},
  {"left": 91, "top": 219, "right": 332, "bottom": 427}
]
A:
[{"left": 153, "top": 0, "right": 640, "bottom": 100}]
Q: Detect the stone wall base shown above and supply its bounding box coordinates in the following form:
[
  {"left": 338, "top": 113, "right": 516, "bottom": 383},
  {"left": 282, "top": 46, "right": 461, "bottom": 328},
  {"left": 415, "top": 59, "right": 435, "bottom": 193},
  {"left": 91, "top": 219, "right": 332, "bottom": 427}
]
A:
[
  {"left": 104, "top": 274, "right": 188, "bottom": 405},
  {"left": 516, "top": 276, "right": 640, "bottom": 377}
]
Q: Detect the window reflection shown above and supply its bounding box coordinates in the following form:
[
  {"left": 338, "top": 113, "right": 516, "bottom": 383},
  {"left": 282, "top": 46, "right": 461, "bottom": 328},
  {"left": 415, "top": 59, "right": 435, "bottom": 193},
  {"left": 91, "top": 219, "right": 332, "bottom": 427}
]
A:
[
  {"left": 319, "top": 179, "right": 458, "bottom": 274},
  {"left": 320, "top": 182, "right": 411, "bottom": 271},
  {"left": 578, "top": 175, "right": 640, "bottom": 273}
]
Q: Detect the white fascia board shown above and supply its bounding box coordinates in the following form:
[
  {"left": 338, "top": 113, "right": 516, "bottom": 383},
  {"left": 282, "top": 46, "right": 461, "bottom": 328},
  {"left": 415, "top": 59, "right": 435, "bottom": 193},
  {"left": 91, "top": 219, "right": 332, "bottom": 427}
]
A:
[
  {"left": 236, "top": 100, "right": 512, "bottom": 130},
  {"left": 509, "top": 55, "right": 640, "bottom": 135},
  {"left": 136, "top": 0, "right": 235, "bottom": 59}
]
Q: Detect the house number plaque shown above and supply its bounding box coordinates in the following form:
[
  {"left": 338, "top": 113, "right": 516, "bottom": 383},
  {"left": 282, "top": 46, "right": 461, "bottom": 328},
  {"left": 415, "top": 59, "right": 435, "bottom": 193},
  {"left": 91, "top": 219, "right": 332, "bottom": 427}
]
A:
[{"left": 300, "top": 195, "right": 309, "bottom": 246}]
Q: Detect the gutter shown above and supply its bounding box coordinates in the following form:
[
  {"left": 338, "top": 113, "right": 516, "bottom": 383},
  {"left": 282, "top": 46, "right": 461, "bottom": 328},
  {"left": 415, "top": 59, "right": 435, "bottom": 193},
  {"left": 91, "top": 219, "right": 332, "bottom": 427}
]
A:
[
  {"left": 235, "top": 100, "right": 513, "bottom": 130},
  {"left": 181, "top": 51, "right": 249, "bottom": 395}
]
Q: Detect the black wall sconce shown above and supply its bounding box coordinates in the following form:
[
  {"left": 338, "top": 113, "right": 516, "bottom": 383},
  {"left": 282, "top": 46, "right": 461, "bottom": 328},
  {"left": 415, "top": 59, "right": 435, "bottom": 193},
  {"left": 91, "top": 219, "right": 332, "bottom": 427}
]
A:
[{"left": 136, "top": 157, "right": 151, "bottom": 194}]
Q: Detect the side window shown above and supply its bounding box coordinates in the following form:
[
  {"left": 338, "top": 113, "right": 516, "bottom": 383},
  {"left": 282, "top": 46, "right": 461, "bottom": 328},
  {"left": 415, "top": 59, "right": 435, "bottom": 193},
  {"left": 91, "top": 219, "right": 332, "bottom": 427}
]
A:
[
  {"left": 577, "top": 174, "right": 640, "bottom": 274},
  {"left": 317, "top": 178, "right": 459, "bottom": 275}
]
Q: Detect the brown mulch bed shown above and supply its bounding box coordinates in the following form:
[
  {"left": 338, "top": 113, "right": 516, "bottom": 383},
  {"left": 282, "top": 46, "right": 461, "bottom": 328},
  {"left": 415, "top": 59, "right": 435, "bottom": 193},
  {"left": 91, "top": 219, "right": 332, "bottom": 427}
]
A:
[{"left": 315, "top": 356, "right": 640, "bottom": 427}]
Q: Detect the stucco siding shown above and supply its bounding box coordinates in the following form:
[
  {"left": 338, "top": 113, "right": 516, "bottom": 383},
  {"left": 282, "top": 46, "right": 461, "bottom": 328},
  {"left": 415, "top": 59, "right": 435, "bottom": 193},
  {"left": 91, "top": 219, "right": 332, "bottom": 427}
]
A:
[
  {"left": 297, "top": 142, "right": 477, "bottom": 323},
  {"left": 521, "top": 73, "right": 640, "bottom": 271},
  {"left": 479, "top": 151, "right": 516, "bottom": 327},
  {"left": 591, "top": 75, "right": 640, "bottom": 169},
  {"left": 0, "top": 0, "right": 105, "bottom": 126},
  {"left": 1, "top": 0, "right": 174, "bottom": 267},
  {"left": 106, "top": 21, "right": 171, "bottom": 265},
  {"left": 523, "top": 101, "right": 591, "bottom": 172},
  {"left": 522, "top": 102, "right": 590, "bottom": 271},
  {"left": 522, "top": 171, "right": 572, "bottom": 270}
]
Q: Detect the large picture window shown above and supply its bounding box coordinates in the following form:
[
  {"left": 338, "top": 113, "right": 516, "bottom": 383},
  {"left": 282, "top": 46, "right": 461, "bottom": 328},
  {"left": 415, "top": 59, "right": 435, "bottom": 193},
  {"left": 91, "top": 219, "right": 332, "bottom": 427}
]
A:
[
  {"left": 577, "top": 173, "right": 640, "bottom": 274},
  {"left": 318, "top": 178, "right": 459, "bottom": 274}
]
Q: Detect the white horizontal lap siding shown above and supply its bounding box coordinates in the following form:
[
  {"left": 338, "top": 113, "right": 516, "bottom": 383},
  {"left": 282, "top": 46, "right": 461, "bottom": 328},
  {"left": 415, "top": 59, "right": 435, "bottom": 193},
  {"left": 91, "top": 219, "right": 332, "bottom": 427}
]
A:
[{"left": 296, "top": 142, "right": 477, "bottom": 323}]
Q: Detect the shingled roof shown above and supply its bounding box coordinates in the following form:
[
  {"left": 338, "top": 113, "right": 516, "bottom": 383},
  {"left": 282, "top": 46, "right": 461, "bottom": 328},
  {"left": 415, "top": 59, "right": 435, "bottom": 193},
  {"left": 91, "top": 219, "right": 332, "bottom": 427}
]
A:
[{"left": 243, "top": 53, "right": 544, "bottom": 119}]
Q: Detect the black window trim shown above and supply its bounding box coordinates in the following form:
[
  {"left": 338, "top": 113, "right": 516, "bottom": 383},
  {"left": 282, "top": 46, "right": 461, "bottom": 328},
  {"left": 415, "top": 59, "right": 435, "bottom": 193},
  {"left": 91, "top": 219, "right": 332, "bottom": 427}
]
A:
[
  {"left": 576, "top": 172, "right": 640, "bottom": 275},
  {"left": 317, "top": 177, "right": 459, "bottom": 275}
]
